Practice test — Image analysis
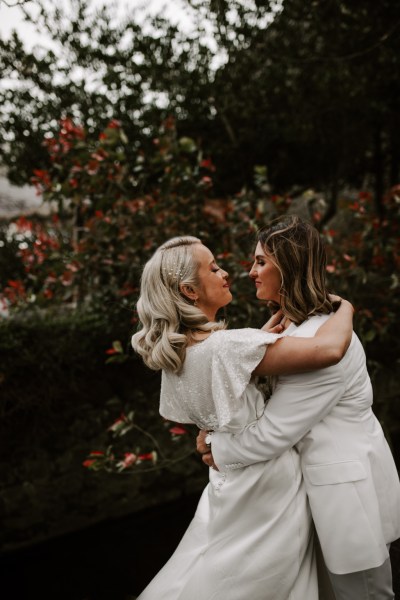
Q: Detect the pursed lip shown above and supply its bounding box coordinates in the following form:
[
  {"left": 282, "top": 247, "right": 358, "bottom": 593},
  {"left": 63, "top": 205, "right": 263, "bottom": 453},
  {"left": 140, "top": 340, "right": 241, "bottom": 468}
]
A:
[{"left": 254, "top": 281, "right": 262, "bottom": 286}]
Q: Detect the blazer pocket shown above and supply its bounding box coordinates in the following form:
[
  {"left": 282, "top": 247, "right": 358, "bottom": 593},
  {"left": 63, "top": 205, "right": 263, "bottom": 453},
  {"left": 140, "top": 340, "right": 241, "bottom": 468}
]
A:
[{"left": 305, "top": 460, "right": 367, "bottom": 486}]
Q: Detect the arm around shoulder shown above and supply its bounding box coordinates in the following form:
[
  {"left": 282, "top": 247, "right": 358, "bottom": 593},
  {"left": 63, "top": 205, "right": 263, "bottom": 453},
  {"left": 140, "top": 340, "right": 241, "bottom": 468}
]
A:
[{"left": 253, "top": 299, "right": 354, "bottom": 377}]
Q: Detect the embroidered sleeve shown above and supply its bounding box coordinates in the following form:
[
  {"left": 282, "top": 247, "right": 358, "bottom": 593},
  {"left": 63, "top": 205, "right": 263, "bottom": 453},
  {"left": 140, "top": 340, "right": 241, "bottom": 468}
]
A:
[{"left": 210, "top": 328, "right": 281, "bottom": 428}]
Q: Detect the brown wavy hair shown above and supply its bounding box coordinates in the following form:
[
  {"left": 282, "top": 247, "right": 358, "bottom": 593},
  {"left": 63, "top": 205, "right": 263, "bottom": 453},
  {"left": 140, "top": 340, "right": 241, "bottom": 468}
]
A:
[{"left": 258, "top": 216, "right": 334, "bottom": 324}]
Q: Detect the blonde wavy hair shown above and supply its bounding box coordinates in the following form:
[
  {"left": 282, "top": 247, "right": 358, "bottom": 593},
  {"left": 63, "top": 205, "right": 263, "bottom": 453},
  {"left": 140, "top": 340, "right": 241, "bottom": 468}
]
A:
[
  {"left": 259, "top": 216, "right": 334, "bottom": 324},
  {"left": 131, "top": 236, "right": 226, "bottom": 373}
]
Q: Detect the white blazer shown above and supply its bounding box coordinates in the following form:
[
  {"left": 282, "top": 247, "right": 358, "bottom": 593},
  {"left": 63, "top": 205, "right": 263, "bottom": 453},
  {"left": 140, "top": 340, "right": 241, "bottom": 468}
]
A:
[{"left": 211, "top": 314, "right": 400, "bottom": 574}]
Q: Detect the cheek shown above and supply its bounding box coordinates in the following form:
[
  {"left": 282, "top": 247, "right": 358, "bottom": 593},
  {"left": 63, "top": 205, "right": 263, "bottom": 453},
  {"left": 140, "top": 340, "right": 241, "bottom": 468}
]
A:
[
  {"left": 262, "top": 267, "right": 281, "bottom": 293},
  {"left": 272, "top": 272, "right": 282, "bottom": 292},
  {"left": 261, "top": 267, "right": 275, "bottom": 285}
]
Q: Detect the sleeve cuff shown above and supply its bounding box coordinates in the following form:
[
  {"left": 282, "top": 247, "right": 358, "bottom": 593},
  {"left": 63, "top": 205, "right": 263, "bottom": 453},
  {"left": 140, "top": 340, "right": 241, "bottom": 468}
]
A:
[{"left": 211, "top": 431, "right": 245, "bottom": 471}]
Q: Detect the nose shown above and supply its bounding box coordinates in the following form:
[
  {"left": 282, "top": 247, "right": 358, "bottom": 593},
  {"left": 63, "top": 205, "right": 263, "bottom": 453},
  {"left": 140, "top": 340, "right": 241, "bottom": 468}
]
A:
[
  {"left": 222, "top": 268, "right": 229, "bottom": 279},
  {"left": 249, "top": 263, "right": 257, "bottom": 279}
]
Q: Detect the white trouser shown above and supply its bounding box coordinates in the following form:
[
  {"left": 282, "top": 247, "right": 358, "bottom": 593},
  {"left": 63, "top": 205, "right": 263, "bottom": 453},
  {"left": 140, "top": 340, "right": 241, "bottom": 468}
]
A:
[{"left": 327, "top": 554, "right": 394, "bottom": 600}]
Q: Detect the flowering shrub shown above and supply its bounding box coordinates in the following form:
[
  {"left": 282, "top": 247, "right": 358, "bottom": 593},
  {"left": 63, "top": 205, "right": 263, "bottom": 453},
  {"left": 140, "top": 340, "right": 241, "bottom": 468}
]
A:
[
  {"left": 2, "top": 114, "right": 399, "bottom": 475},
  {"left": 83, "top": 411, "right": 197, "bottom": 475},
  {"left": 1, "top": 116, "right": 249, "bottom": 320},
  {"left": 323, "top": 187, "right": 400, "bottom": 347}
]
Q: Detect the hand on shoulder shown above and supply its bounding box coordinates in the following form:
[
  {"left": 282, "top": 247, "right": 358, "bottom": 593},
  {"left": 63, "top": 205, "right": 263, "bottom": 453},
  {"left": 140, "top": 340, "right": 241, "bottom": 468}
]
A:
[{"left": 261, "top": 309, "right": 285, "bottom": 334}]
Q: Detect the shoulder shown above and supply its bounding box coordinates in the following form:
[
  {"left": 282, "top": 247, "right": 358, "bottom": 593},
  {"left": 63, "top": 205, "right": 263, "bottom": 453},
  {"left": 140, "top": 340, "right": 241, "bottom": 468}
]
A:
[
  {"left": 211, "top": 328, "right": 281, "bottom": 347},
  {"left": 287, "top": 313, "right": 331, "bottom": 337},
  {"left": 340, "top": 331, "right": 366, "bottom": 366}
]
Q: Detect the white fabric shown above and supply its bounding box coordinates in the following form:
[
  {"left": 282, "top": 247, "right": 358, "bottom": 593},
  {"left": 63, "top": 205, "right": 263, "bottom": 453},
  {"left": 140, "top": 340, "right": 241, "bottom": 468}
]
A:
[
  {"left": 211, "top": 314, "right": 400, "bottom": 575},
  {"left": 328, "top": 553, "right": 394, "bottom": 599},
  {"left": 160, "top": 328, "right": 280, "bottom": 431},
  {"left": 138, "top": 328, "right": 318, "bottom": 600}
]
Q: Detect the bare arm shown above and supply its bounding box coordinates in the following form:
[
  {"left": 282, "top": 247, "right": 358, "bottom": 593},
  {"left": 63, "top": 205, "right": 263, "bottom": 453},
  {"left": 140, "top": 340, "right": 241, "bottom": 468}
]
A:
[{"left": 253, "top": 299, "right": 354, "bottom": 377}]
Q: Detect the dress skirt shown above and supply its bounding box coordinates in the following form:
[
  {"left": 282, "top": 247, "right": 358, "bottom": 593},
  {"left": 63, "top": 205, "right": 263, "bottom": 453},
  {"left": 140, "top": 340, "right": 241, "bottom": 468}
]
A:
[{"left": 137, "top": 449, "right": 318, "bottom": 600}]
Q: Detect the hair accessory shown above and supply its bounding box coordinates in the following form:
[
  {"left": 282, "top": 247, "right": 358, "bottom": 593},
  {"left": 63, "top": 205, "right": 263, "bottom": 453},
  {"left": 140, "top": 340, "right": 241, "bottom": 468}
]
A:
[
  {"left": 162, "top": 264, "right": 186, "bottom": 282},
  {"left": 164, "top": 269, "right": 184, "bottom": 279},
  {"left": 161, "top": 253, "right": 188, "bottom": 282}
]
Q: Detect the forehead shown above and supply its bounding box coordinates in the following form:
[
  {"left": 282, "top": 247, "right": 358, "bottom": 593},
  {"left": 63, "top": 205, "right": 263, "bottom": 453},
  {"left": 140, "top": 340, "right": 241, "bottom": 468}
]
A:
[
  {"left": 194, "top": 243, "right": 214, "bottom": 264},
  {"left": 254, "top": 242, "right": 277, "bottom": 263},
  {"left": 254, "top": 241, "right": 267, "bottom": 256}
]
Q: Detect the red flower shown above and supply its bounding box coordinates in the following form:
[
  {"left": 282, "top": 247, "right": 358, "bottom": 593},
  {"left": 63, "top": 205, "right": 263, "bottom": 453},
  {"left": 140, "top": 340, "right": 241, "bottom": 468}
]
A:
[
  {"left": 169, "top": 425, "right": 188, "bottom": 435},
  {"left": 15, "top": 216, "right": 33, "bottom": 231},
  {"left": 60, "top": 117, "right": 85, "bottom": 140},
  {"left": 4, "top": 279, "right": 26, "bottom": 304},
  {"left": 87, "top": 159, "right": 100, "bottom": 175},
  {"left": 118, "top": 452, "right": 137, "bottom": 469},
  {"left": 200, "top": 158, "right": 216, "bottom": 172},
  {"left": 200, "top": 176, "right": 212, "bottom": 187},
  {"left": 66, "top": 261, "right": 81, "bottom": 273},
  {"left": 61, "top": 271, "right": 73, "bottom": 286},
  {"left": 107, "top": 119, "right": 121, "bottom": 129},
  {"left": 108, "top": 412, "right": 129, "bottom": 431},
  {"left": 7, "top": 280, "right": 24, "bottom": 289},
  {"left": 138, "top": 452, "right": 157, "bottom": 463},
  {"left": 239, "top": 260, "right": 252, "bottom": 269},
  {"left": 69, "top": 178, "right": 79, "bottom": 189}
]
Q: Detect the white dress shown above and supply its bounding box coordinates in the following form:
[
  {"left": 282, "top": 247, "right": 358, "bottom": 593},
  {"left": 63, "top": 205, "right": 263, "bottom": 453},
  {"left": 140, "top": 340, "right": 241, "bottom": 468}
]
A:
[{"left": 137, "top": 329, "right": 318, "bottom": 600}]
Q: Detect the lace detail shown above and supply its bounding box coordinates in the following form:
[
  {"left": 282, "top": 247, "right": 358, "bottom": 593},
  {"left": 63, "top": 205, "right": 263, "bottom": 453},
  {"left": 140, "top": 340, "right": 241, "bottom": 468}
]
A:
[{"left": 159, "top": 328, "right": 281, "bottom": 431}]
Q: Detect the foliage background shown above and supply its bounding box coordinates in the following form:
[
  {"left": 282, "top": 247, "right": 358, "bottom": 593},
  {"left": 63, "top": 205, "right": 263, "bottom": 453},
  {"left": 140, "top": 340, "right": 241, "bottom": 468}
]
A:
[{"left": 0, "top": 0, "right": 399, "bottom": 567}]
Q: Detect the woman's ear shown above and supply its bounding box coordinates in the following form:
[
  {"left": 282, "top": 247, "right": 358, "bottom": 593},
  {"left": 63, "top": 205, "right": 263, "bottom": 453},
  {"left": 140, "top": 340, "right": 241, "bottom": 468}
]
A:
[{"left": 180, "top": 284, "right": 198, "bottom": 303}]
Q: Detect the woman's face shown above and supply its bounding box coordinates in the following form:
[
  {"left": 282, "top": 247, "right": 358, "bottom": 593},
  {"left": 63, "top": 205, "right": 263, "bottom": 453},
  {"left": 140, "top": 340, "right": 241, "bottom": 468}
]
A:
[
  {"left": 193, "top": 244, "right": 232, "bottom": 320},
  {"left": 249, "top": 242, "right": 282, "bottom": 303}
]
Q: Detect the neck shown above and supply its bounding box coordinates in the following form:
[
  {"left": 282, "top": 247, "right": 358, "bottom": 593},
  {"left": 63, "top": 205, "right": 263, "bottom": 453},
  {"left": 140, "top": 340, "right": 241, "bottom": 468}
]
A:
[{"left": 199, "top": 307, "right": 217, "bottom": 322}]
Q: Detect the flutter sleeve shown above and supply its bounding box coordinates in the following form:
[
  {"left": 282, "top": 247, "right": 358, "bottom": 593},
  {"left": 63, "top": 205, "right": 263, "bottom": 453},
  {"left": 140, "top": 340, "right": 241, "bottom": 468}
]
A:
[
  {"left": 209, "top": 328, "right": 281, "bottom": 429},
  {"left": 159, "top": 370, "right": 197, "bottom": 425}
]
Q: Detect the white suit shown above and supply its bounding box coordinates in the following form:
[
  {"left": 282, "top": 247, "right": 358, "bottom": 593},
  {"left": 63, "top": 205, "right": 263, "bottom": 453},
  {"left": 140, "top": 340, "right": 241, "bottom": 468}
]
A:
[{"left": 211, "top": 314, "right": 400, "bottom": 575}]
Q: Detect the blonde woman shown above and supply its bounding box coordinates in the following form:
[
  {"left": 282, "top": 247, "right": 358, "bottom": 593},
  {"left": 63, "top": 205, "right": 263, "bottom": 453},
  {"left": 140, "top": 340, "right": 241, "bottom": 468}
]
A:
[
  {"left": 198, "top": 217, "right": 400, "bottom": 600},
  {"left": 131, "top": 235, "right": 354, "bottom": 600}
]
